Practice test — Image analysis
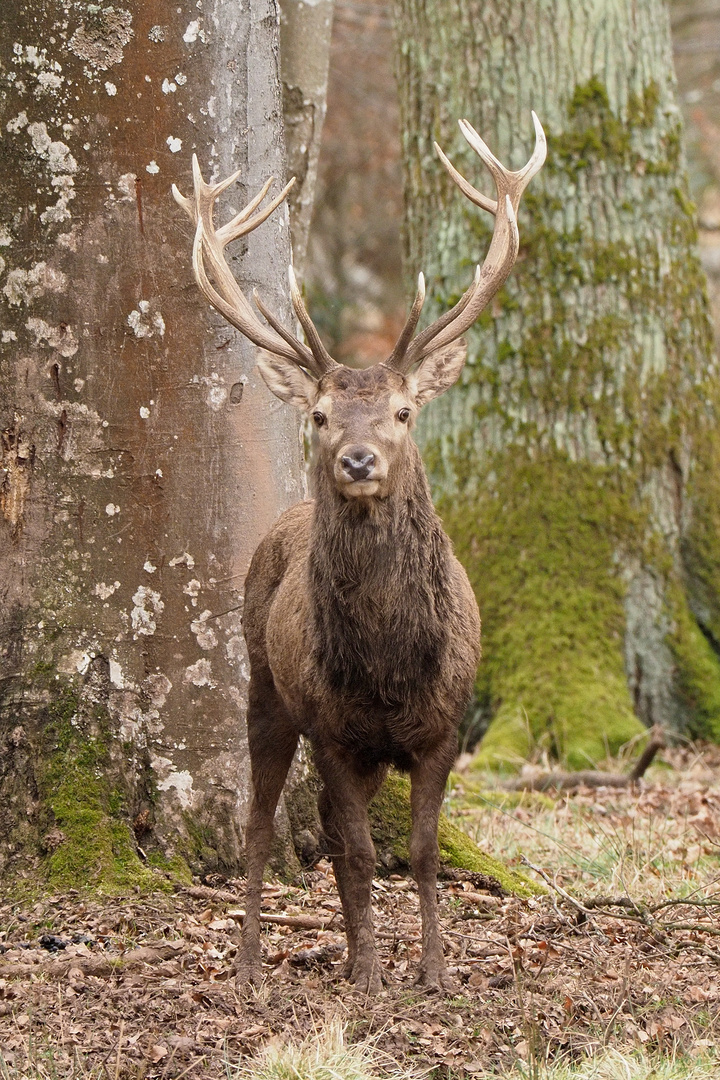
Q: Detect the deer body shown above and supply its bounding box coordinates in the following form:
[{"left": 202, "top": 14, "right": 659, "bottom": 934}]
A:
[{"left": 173, "top": 115, "right": 545, "bottom": 991}]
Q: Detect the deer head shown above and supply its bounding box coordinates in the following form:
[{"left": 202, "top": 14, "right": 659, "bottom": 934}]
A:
[{"left": 172, "top": 115, "right": 546, "bottom": 499}]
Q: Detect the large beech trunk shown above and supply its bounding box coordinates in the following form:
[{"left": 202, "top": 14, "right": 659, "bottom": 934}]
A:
[
  {"left": 0, "top": 0, "right": 307, "bottom": 890},
  {"left": 393, "top": 0, "right": 720, "bottom": 768}
]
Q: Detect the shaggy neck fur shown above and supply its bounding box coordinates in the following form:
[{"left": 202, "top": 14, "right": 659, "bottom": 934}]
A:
[{"left": 308, "top": 440, "right": 454, "bottom": 706}]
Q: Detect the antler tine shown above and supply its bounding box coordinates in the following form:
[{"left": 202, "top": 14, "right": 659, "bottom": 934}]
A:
[
  {"left": 217, "top": 177, "right": 296, "bottom": 247},
  {"left": 434, "top": 142, "right": 497, "bottom": 215},
  {"left": 253, "top": 286, "right": 326, "bottom": 379},
  {"left": 384, "top": 273, "right": 426, "bottom": 372},
  {"left": 288, "top": 266, "right": 339, "bottom": 374},
  {"left": 190, "top": 216, "right": 316, "bottom": 368},
  {"left": 397, "top": 113, "right": 543, "bottom": 369},
  {"left": 174, "top": 156, "right": 328, "bottom": 371},
  {"left": 517, "top": 111, "right": 547, "bottom": 184}
]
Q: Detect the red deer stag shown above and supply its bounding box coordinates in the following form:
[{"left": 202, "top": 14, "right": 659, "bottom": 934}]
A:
[{"left": 173, "top": 114, "right": 545, "bottom": 992}]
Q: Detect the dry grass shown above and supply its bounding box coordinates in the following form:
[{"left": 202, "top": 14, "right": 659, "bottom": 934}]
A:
[
  {"left": 449, "top": 744, "right": 720, "bottom": 907},
  {"left": 228, "top": 1020, "right": 416, "bottom": 1080},
  {"left": 504, "top": 1047, "right": 720, "bottom": 1079}
]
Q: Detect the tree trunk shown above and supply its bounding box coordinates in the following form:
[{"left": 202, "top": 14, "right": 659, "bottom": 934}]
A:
[
  {"left": 278, "top": 0, "right": 334, "bottom": 280},
  {"left": 0, "top": 0, "right": 306, "bottom": 891},
  {"left": 393, "top": 0, "right": 720, "bottom": 768}
]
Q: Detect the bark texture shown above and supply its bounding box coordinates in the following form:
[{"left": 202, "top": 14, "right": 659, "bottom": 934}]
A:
[
  {"left": 0, "top": 0, "right": 306, "bottom": 890},
  {"left": 393, "top": 0, "right": 720, "bottom": 767},
  {"left": 278, "top": 0, "right": 334, "bottom": 279}
]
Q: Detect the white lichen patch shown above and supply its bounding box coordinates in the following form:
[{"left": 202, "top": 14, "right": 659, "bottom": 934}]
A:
[
  {"left": 25, "top": 317, "right": 79, "bottom": 359},
  {"left": 131, "top": 585, "right": 164, "bottom": 637},
  {"left": 143, "top": 559, "right": 157, "bottom": 573},
  {"left": 105, "top": 503, "right": 120, "bottom": 516},
  {"left": 116, "top": 173, "right": 137, "bottom": 200},
  {"left": 183, "top": 578, "right": 201, "bottom": 606},
  {"left": 68, "top": 7, "right": 134, "bottom": 71},
  {"left": 109, "top": 659, "right": 124, "bottom": 688},
  {"left": 94, "top": 580, "right": 121, "bottom": 599},
  {"left": 184, "top": 658, "right": 213, "bottom": 687},
  {"left": 2, "top": 330, "right": 18, "bottom": 343},
  {"left": 28, "top": 122, "right": 77, "bottom": 174},
  {"left": 57, "top": 230, "right": 79, "bottom": 251},
  {"left": 146, "top": 160, "right": 159, "bottom": 174},
  {"left": 139, "top": 406, "right": 150, "bottom": 419},
  {"left": 207, "top": 385, "right": 227, "bottom": 411},
  {"left": 190, "top": 610, "right": 218, "bottom": 650},
  {"left": 161, "top": 78, "right": 176, "bottom": 93},
  {"left": 127, "top": 301, "right": 165, "bottom": 339},
  {"left": 6, "top": 111, "right": 29, "bottom": 133},
  {"left": 183, "top": 20, "right": 200, "bottom": 42},
  {"left": 175, "top": 72, "right": 187, "bottom": 85},
  {"left": 0, "top": 225, "right": 13, "bottom": 247},
  {"left": 104, "top": 81, "right": 117, "bottom": 96},
  {"left": 4, "top": 262, "right": 67, "bottom": 306},
  {"left": 166, "top": 136, "right": 182, "bottom": 153},
  {"left": 152, "top": 758, "right": 195, "bottom": 809},
  {"left": 57, "top": 648, "right": 93, "bottom": 677},
  {"left": 144, "top": 673, "right": 172, "bottom": 708},
  {"left": 148, "top": 26, "right": 166, "bottom": 43},
  {"left": 36, "top": 70, "right": 64, "bottom": 95},
  {"left": 170, "top": 552, "right": 195, "bottom": 570}
]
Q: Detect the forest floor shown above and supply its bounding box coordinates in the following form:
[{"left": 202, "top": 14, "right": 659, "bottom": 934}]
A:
[{"left": 1, "top": 744, "right": 719, "bottom": 1079}]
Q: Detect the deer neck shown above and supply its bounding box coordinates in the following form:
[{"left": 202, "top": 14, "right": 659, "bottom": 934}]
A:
[{"left": 308, "top": 442, "right": 452, "bottom": 701}]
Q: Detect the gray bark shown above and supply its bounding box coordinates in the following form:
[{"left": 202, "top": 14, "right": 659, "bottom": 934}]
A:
[
  {"left": 279, "top": 0, "right": 334, "bottom": 279},
  {"left": 0, "top": 0, "right": 305, "bottom": 886}
]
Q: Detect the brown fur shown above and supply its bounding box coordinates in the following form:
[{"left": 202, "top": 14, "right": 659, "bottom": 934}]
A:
[{"left": 237, "top": 360, "right": 481, "bottom": 993}]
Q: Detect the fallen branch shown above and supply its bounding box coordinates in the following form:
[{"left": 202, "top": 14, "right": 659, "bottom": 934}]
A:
[
  {"left": 226, "top": 908, "right": 342, "bottom": 930},
  {"left": 504, "top": 726, "right": 666, "bottom": 792},
  {"left": 0, "top": 939, "right": 185, "bottom": 980}
]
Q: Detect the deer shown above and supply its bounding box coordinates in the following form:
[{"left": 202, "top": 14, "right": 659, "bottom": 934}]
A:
[{"left": 172, "top": 113, "right": 545, "bottom": 993}]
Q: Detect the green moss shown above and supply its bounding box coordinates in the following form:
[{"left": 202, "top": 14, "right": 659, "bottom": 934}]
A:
[
  {"left": 669, "top": 586, "right": 720, "bottom": 742},
  {"left": 436, "top": 454, "right": 644, "bottom": 771},
  {"left": 368, "top": 771, "right": 543, "bottom": 897},
  {"left": 146, "top": 851, "right": 193, "bottom": 885},
  {"left": 38, "top": 687, "right": 156, "bottom": 894}
]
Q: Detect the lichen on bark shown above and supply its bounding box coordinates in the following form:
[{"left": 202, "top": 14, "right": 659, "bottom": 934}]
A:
[{"left": 393, "top": 0, "right": 720, "bottom": 767}]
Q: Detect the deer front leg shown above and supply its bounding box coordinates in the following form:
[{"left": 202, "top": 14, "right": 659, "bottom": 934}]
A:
[
  {"left": 316, "top": 754, "right": 386, "bottom": 994},
  {"left": 236, "top": 684, "right": 298, "bottom": 988},
  {"left": 410, "top": 739, "right": 457, "bottom": 991}
]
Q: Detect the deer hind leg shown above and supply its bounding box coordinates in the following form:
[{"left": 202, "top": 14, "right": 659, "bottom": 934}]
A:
[
  {"left": 317, "top": 756, "right": 386, "bottom": 994},
  {"left": 236, "top": 680, "right": 298, "bottom": 988},
  {"left": 410, "top": 737, "right": 457, "bottom": 991}
]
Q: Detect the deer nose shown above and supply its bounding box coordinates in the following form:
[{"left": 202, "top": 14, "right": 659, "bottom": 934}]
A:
[{"left": 341, "top": 448, "right": 376, "bottom": 481}]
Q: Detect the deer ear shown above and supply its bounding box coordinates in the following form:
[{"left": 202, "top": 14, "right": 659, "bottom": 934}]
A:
[
  {"left": 409, "top": 339, "right": 468, "bottom": 406},
  {"left": 256, "top": 349, "right": 317, "bottom": 410}
]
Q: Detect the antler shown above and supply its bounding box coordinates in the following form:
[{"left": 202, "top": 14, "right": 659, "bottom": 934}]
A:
[
  {"left": 385, "top": 112, "right": 546, "bottom": 375},
  {"left": 172, "top": 157, "right": 338, "bottom": 378}
]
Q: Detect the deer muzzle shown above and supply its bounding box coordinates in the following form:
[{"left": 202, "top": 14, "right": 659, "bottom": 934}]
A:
[{"left": 335, "top": 443, "right": 387, "bottom": 496}]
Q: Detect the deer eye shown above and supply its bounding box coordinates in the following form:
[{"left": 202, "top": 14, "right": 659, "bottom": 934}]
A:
[
  {"left": 312, "top": 411, "right": 326, "bottom": 428},
  {"left": 396, "top": 408, "right": 411, "bottom": 423}
]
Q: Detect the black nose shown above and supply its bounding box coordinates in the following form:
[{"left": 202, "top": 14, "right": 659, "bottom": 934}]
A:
[{"left": 341, "top": 449, "right": 376, "bottom": 481}]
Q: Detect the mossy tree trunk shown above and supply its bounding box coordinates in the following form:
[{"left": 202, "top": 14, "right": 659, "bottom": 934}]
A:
[
  {"left": 393, "top": 0, "right": 720, "bottom": 768},
  {"left": 0, "top": 0, "right": 309, "bottom": 892}
]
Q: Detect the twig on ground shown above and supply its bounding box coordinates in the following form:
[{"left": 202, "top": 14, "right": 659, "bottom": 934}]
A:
[
  {"left": 519, "top": 857, "right": 593, "bottom": 917},
  {"left": 505, "top": 726, "right": 665, "bottom": 792}
]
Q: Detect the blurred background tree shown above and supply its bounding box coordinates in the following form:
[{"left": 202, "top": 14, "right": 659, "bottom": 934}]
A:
[{"left": 307, "top": 0, "right": 720, "bottom": 769}]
